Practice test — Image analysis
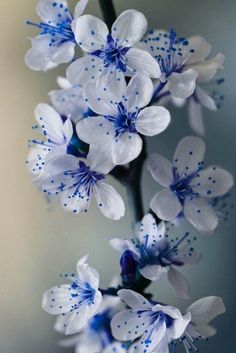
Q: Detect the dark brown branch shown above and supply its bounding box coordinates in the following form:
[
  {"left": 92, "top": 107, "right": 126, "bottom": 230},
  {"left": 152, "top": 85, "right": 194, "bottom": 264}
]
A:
[{"left": 98, "top": 0, "right": 117, "bottom": 29}]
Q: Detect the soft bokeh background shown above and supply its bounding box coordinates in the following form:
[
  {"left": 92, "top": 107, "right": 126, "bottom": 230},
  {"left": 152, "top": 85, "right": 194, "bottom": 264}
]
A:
[{"left": 0, "top": 0, "right": 235, "bottom": 352}]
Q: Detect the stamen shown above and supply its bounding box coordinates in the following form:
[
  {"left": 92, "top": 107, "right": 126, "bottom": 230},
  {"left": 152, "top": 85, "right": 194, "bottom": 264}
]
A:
[{"left": 26, "top": 19, "right": 75, "bottom": 44}]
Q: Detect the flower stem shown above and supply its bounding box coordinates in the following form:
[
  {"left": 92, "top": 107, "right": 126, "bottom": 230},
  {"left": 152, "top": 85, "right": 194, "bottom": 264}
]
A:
[
  {"left": 98, "top": 0, "right": 117, "bottom": 29},
  {"left": 123, "top": 144, "right": 146, "bottom": 229}
]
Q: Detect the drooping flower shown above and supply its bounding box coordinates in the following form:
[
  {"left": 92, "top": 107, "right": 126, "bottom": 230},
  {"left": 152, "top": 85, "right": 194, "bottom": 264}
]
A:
[
  {"left": 162, "top": 76, "right": 225, "bottom": 136},
  {"left": 110, "top": 213, "right": 201, "bottom": 299},
  {"left": 57, "top": 294, "right": 128, "bottom": 353},
  {"left": 76, "top": 74, "right": 170, "bottom": 165},
  {"left": 49, "top": 77, "right": 95, "bottom": 124},
  {"left": 142, "top": 29, "right": 224, "bottom": 99},
  {"left": 175, "top": 296, "right": 225, "bottom": 353},
  {"left": 26, "top": 103, "right": 73, "bottom": 183},
  {"left": 147, "top": 136, "right": 234, "bottom": 233},
  {"left": 25, "top": 0, "right": 89, "bottom": 71},
  {"left": 111, "top": 289, "right": 191, "bottom": 353},
  {"left": 66, "top": 10, "right": 161, "bottom": 86},
  {"left": 42, "top": 255, "right": 102, "bottom": 335},
  {"left": 41, "top": 145, "right": 125, "bottom": 219}
]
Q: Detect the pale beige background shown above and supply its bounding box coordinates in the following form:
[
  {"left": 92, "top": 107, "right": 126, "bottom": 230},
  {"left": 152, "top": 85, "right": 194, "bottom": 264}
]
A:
[{"left": 0, "top": 0, "right": 235, "bottom": 352}]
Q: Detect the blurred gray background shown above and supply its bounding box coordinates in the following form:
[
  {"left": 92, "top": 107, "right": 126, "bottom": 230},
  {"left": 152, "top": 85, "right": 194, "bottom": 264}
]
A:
[{"left": 0, "top": 0, "right": 235, "bottom": 352}]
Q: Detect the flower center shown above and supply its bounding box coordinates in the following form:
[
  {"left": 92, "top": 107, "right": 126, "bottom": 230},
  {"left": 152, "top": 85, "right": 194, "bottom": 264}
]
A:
[
  {"left": 91, "top": 34, "right": 130, "bottom": 72},
  {"left": 151, "top": 311, "right": 174, "bottom": 328},
  {"left": 154, "top": 29, "right": 195, "bottom": 77},
  {"left": 170, "top": 167, "right": 199, "bottom": 204},
  {"left": 65, "top": 161, "right": 105, "bottom": 198},
  {"left": 70, "top": 280, "right": 96, "bottom": 308},
  {"left": 105, "top": 102, "right": 138, "bottom": 136}
]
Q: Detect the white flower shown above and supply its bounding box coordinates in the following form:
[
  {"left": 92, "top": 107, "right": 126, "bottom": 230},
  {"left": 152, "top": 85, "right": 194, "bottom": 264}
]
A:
[
  {"left": 147, "top": 136, "right": 234, "bottom": 233},
  {"left": 42, "top": 255, "right": 102, "bottom": 335},
  {"left": 142, "top": 29, "right": 224, "bottom": 99},
  {"left": 58, "top": 295, "right": 127, "bottom": 353},
  {"left": 178, "top": 296, "right": 225, "bottom": 352},
  {"left": 49, "top": 77, "right": 94, "bottom": 124},
  {"left": 41, "top": 145, "right": 125, "bottom": 219},
  {"left": 111, "top": 289, "right": 191, "bottom": 353},
  {"left": 76, "top": 74, "right": 170, "bottom": 165},
  {"left": 66, "top": 10, "right": 161, "bottom": 86},
  {"left": 25, "top": 0, "right": 89, "bottom": 71},
  {"left": 26, "top": 103, "right": 73, "bottom": 183},
  {"left": 110, "top": 213, "right": 201, "bottom": 299},
  {"left": 187, "top": 85, "right": 218, "bottom": 136}
]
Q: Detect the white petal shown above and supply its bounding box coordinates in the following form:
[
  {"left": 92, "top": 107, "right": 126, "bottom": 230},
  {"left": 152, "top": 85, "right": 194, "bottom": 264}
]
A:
[
  {"left": 109, "top": 238, "right": 140, "bottom": 259},
  {"left": 191, "top": 166, "right": 234, "bottom": 198},
  {"left": 186, "top": 36, "right": 212, "bottom": 64},
  {"left": 195, "top": 86, "right": 217, "bottom": 111},
  {"left": 136, "top": 106, "right": 170, "bottom": 136},
  {"left": 183, "top": 197, "right": 218, "bottom": 232},
  {"left": 112, "top": 10, "right": 147, "bottom": 47},
  {"left": 150, "top": 334, "right": 169, "bottom": 353},
  {"left": 112, "top": 133, "right": 143, "bottom": 165},
  {"left": 167, "top": 266, "right": 191, "bottom": 300},
  {"left": 44, "top": 154, "right": 79, "bottom": 174},
  {"left": 138, "top": 213, "right": 158, "bottom": 244},
  {"left": 73, "top": 14, "right": 108, "bottom": 52},
  {"left": 150, "top": 189, "right": 182, "bottom": 221},
  {"left": 175, "top": 245, "right": 202, "bottom": 265},
  {"left": 34, "top": 103, "right": 66, "bottom": 144},
  {"left": 49, "top": 85, "right": 88, "bottom": 122},
  {"left": 188, "top": 99, "right": 205, "bottom": 136},
  {"left": 171, "top": 96, "right": 186, "bottom": 108},
  {"left": 118, "top": 289, "right": 152, "bottom": 309},
  {"left": 74, "top": 0, "right": 89, "bottom": 18},
  {"left": 76, "top": 262, "right": 100, "bottom": 289},
  {"left": 140, "top": 265, "right": 168, "bottom": 281},
  {"left": 173, "top": 136, "right": 206, "bottom": 177},
  {"left": 63, "top": 118, "right": 73, "bottom": 141},
  {"left": 66, "top": 56, "right": 102, "bottom": 86},
  {"left": 153, "top": 304, "right": 183, "bottom": 320},
  {"left": 64, "top": 304, "right": 92, "bottom": 335},
  {"left": 147, "top": 153, "right": 173, "bottom": 187},
  {"left": 57, "top": 76, "right": 73, "bottom": 89},
  {"left": 87, "top": 144, "right": 114, "bottom": 174},
  {"left": 76, "top": 116, "right": 114, "bottom": 145},
  {"left": 130, "top": 322, "right": 167, "bottom": 353},
  {"left": 188, "top": 296, "right": 225, "bottom": 326},
  {"left": 192, "top": 53, "right": 225, "bottom": 83},
  {"left": 42, "top": 284, "right": 77, "bottom": 314},
  {"left": 50, "top": 41, "right": 75, "bottom": 63},
  {"left": 96, "top": 69, "right": 126, "bottom": 104},
  {"left": 125, "top": 74, "right": 153, "bottom": 111},
  {"left": 83, "top": 81, "right": 118, "bottom": 115},
  {"left": 54, "top": 313, "right": 71, "bottom": 334},
  {"left": 126, "top": 47, "right": 161, "bottom": 78},
  {"left": 26, "top": 145, "right": 50, "bottom": 181},
  {"left": 37, "top": 0, "right": 69, "bottom": 23},
  {"left": 167, "top": 69, "right": 198, "bottom": 99},
  {"left": 111, "top": 309, "right": 151, "bottom": 341},
  {"left": 94, "top": 182, "right": 125, "bottom": 220},
  {"left": 168, "top": 312, "right": 191, "bottom": 339},
  {"left": 60, "top": 188, "right": 90, "bottom": 214},
  {"left": 25, "top": 37, "right": 58, "bottom": 71}
]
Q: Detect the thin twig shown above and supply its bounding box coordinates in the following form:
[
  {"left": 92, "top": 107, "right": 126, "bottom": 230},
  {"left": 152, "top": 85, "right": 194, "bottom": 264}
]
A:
[{"left": 98, "top": 0, "right": 117, "bottom": 29}]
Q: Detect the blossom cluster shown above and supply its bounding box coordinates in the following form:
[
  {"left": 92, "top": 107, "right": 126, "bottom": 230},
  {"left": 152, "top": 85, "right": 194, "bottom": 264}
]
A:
[{"left": 24, "top": 1, "right": 234, "bottom": 353}]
